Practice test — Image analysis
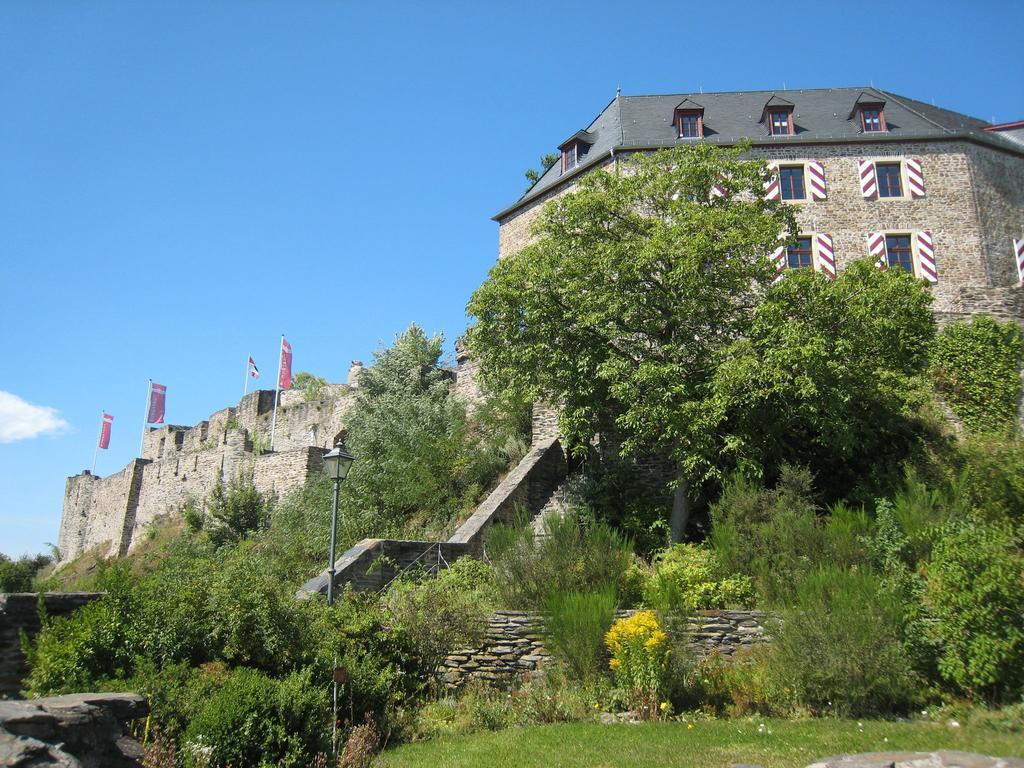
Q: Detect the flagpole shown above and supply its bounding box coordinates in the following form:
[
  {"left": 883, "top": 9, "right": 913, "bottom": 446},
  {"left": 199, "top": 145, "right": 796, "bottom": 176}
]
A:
[
  {"left": 243, "top": 355, "right": 251, "bottom": 398},
  {"left": 270, "top": 336, "right": 283, "bottom": 452},
  {"left": 92, "top": 410, "right": 103, "bottom": 474},
  {"left": 140, "top": 379, "right": 152, "bottom": 457}
]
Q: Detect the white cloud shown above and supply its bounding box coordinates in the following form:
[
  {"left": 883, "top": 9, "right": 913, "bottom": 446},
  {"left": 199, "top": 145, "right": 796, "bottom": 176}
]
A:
[{"left": 0, "top": 391, "right": 70, "bottom": 443}]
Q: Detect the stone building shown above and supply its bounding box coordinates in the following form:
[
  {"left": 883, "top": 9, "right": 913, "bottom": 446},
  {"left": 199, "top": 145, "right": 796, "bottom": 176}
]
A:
[{"left": 495, "top": 87, "right": 1024, "bottom": 329}]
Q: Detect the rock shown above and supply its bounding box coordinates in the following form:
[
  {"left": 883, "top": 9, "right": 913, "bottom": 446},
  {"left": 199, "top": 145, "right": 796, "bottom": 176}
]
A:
[
  {"left": 806, "top": 751, "right": 1024, "bottom": 768},
  {"left": 0, "top": 692, "right": 148, "bottom": 768}
]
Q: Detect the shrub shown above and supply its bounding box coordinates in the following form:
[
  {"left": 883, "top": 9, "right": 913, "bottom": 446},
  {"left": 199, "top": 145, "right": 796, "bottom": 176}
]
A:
[
  {"left": 605, "top": 611, "right": 671, "bottom": 719},
  {"left": 383, "top": 571, "right": 490, "bottom": 682},
  {"left": 771, "top": 567, "right": 918, "bottom": 716},
  {"left": 204, "top": 474, "right": 267, "bottom": 548},
  {"left": 709, "top": 467, "right": 824, "bottom": 605},
  {"left": 925, "top": 521, "right": 1024, "bottom": 702},
  {"left": 24, "top": 567, "right": 141, "bottom": 694},
  {"left": 206, "top": 547, "right": 307, "bottom": 673},
  {"left": 642, "top": 544, "right": 754, "bottom": 614},
  {"left": 292, "top": 371, "right": 328, "bottom": 402},
  {"left": 542, "top": 588, "right": 617, "bottom": 681},
  {"left": 308, "top": 592, "right": 423, "bottom": 730},
  {"left": 932, "top": 315, "right": 1023, "bottom": 433},
  {"left": 181, "top": 666, "right": 325, "bottom": 768},
  {"left": 486, "top": 512, "right": 632, "bottom": 609},
  {"left": 0, "top": 553, "right": 51, "bottom": 592},
  {"left": 685, "top": 646, "right": 789, "bottom": 717}
]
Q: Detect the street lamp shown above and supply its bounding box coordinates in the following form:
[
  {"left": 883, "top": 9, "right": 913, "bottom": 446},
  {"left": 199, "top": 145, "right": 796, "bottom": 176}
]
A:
[
  {"left": 323, "top": 440, "right": 355, "bottom": 760},
  {"left": 323, "top": 441, "right": 355, "bottom": 607}
]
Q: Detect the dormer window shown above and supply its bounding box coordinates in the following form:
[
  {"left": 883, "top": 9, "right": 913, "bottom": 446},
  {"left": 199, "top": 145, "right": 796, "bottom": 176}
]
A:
[
  {"left": 674, "top": 99, "right": 704, "bottom": 139},
  {"left": 557, "top": 130, "right": 595, "bottom": 175},
  {"left": 761, "top": 95, "right": 795, "bottom": 137},
  {"left": 770, "top": 110, "right": 793, "bottom": 136},
  {"left": 561, "top": 143, "right": 579, "bottom": 172},
  {"left": 860, "top": 108, "right": 884, "bottom": 132},
  {"left": 678, "top": 112, "right": 701, "bottom": 138},
  {"left": 850, "top": 93, "right": 888, "bottom": 133}
]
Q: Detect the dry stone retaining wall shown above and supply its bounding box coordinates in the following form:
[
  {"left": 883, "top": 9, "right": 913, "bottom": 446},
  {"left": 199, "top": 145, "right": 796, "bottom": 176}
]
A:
[
  {"left": 439, "top": 609, "right": 770, "bottom": 687},
  {"left": 0, "top": 593, "right": 103, "bottom": 699}
]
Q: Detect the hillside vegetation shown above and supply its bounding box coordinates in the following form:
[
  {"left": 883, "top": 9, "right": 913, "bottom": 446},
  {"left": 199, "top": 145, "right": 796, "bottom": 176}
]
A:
[{"left": 23, "top": 147, "right": 1024, "bottom": 767}]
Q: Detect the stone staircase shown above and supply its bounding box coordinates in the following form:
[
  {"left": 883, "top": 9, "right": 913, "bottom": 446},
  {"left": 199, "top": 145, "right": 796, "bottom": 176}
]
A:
[{"left": 530, "top": 471, "right": 586, "bottom": 539}]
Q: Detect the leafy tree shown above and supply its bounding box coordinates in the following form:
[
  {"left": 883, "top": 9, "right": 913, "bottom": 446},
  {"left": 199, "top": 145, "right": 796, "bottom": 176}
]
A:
[
  {"left": 472, "top": 143, "right": 935, "bottom": 536},
  {"left": 204, "top": 474, "right": 267, "bottom": 547},
  {"left": 524, "top": 152, "right": 559, "bottom": 185},
  {"left": 470, "top": 143, "right": 794, "bottom": 538},
  {"left": 707, "top": 260, "right": 936, "bottom": 503},
  {"left": 341, "top": 324, "right": 502, "bottom": 530},
  {"left": 932, "top": 315, "right": 1023, "bottom": 433},
  {"left": 0, "top": 553, "right": 51, "bottom": 592}
]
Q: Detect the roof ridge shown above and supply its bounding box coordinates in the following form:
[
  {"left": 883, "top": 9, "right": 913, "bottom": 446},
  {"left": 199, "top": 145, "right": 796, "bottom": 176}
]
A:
[
  {"left": 620, "top": 85, "right": 876, "bottom": 99},
  {"left": 878, "top": 89, "right": 954, "bottom": 134}
]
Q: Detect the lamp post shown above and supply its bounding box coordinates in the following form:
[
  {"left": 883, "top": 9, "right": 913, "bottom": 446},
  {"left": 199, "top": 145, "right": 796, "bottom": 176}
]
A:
[
  {"left": 322, "top": 441, "right": 355, "bottom": 607},
  {"left": 322, "top": 440, "right": 354, "bottom": 761}
]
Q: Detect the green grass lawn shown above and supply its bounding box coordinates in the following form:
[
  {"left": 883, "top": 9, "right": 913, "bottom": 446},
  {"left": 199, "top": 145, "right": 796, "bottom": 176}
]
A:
[{"left": 376, "top": 719, "right": 1024, "bottom": 768}]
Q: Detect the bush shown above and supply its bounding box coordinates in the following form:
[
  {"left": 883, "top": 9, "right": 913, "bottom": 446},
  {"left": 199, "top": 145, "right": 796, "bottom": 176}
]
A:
[
  {"left": 486, "top": 512, "right": 632, "bottom": 610},
  {"left": 932, "top": 315, "right": 1023, "bottom": 433},
  {"left": 308, "top": 592, "right": 423, "bottom": 731},
  {"left": 0, "top": 553, "right": 51, "bottom": 592},
  {"left": 642, "top": 544, "right": 754, "bottom": 614},
  {"left": 24, "top": 567, "right": 141, "bottom": 694},
  {"left": 771, "top": 567, "right": 918, "bottom": 716},
  {"left": 384, "top": 570, "right": 490, "bottom": 682},
  {"left": 542, "top": 588, "right": 617, "bottom": 681},
  {"left": 605, "top": 611, "right": 671, "bottom": 719},
  {"left": 181, "top": 666, "right": 325, "bottom": 768},
  {"left": 204, "top": 474, "right": 267, "bottom": 548},
  {"left": 206, "top": 547, "right": 307, "bottom": 673},
  {"left": 925, "top": 521, "right": 1024, "bottom": 702},
  {"left": 709, "top": 467, "right": 824, "bottom": 605},
  {"left": 685, "top": 646, "right": 789, "bottom": 717}
]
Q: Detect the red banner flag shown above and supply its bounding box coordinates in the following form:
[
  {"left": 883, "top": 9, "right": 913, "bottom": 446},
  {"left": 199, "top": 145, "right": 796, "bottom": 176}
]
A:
[
  {"left": 279, "top": 339, "right": 292, "bottom": 390},
  {"left": 98, "top": 413, "right": 113, "bottom": 449},
  {"left": 147, "top": 382, "right": 166, "bottom": 424}
]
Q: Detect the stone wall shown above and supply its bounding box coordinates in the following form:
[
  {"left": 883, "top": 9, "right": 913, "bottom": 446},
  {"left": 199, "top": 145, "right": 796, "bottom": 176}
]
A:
[
  {"left": 0, "top": 593, "right": 103, "bottom": 699},
  {"left": 0, "top": 692, "right": 148, "bottom": 766},
  {"left": 439, "top": 609, "right": 770, "bottom": 687},
  {"left": 58, "top": 386, "right": 354, "bottom": 563}
]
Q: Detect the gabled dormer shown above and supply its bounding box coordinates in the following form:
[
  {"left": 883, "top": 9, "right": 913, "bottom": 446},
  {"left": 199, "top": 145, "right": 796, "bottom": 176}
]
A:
[
  {"left": 674, "top": 98, "right": 704, "bottom": 139},
  {"left": 558, "top": 130, "right": 595, "bottom": 174},
  {"left": 849, "top": 92, "right": 888, "bottom": 133},
  {"left": 760, "top": 94, "right": 795, "bottom": 136}
]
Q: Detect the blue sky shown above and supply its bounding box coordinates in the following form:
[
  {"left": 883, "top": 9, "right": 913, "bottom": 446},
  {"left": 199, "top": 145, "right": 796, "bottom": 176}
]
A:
[{"left": 1, "top": 0, "right": 1022, "bottom": 558}]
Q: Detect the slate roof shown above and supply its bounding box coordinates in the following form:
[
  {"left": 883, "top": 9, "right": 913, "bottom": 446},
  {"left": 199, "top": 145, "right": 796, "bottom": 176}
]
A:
[{"left": 496, "top": 86, "right": 1023, "bottom": 221}]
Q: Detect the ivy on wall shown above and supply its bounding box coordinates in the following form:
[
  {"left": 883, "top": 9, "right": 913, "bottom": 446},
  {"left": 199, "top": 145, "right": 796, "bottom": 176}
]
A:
[{"left": 932, "top": 316, "right": 1024, "bottom": 433}]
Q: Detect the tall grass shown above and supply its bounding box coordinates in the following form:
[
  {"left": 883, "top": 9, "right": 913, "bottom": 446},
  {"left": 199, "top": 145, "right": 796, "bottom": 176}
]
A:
[{"left": 542, "top": 588, "right": 617, "bottom": 681}]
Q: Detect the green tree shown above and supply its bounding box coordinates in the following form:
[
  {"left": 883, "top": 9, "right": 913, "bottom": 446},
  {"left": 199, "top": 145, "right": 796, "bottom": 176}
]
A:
[
  {"left": 341, "top": 325, "right": 476, "bottom": 529},
  {"left": 470, "top": 143, "right": 934, "bottom": 537},
  {"left": 707, "top": 261, "right": 935, "bottom": 502},
  {"left": 470, "top": 143, "right": 794, "bottom": 539},
  {"left": 291, "top": 371, "right": 328, "bottom": 401},
  {"left": 524, "top": 152, "right": 559, "bottom": 185}
]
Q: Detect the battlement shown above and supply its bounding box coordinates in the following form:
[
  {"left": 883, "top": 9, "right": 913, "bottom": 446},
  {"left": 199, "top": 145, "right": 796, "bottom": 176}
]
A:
[
  {"left": 57, "top": 357, "right": 483, "bottom": 564},
  {"left": 58, "top": 384, "right": 355, "bottom": 563}
]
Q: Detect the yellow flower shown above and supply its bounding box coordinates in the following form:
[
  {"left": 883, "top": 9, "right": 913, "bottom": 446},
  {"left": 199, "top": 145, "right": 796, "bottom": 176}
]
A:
[
  {"left": 660, "top": 702, "right": 669, "bottom": 711},
  {"left": 688, "top": 723, "right": 694, "bottom": 730}
]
